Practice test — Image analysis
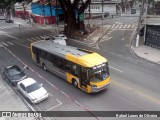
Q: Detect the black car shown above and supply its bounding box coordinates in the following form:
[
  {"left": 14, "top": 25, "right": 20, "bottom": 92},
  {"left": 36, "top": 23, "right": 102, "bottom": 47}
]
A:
[
  {"left": 131, "top": 8, "right": 136, "bottom": 14},
  {"left": 1, "top": 65, "right": 27, "bottom": 86},
  {"left": 5, "top": 19, "right": 13, "bottom": 23}
]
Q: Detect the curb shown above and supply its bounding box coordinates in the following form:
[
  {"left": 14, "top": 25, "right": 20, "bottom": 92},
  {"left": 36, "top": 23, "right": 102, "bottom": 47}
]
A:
[{"left": 129, "top": 27, "right": 160, "bottom": 65}]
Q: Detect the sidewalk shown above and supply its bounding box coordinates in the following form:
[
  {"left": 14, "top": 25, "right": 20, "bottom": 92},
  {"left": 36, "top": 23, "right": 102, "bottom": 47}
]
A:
[
  {"left": 130, "top": 30, "right": 160, "bottom": 65},
  {"left": 12, "top": 17, "right": 31, "bottom": 27},
  {"left": 131, "top": 45, "right": 160, "bottom": 64}
]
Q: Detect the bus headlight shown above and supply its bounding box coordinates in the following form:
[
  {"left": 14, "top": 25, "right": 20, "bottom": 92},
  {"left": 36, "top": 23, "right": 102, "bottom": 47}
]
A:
[{"left": 90, "top": 84, "right": 97, "bottom": 87}]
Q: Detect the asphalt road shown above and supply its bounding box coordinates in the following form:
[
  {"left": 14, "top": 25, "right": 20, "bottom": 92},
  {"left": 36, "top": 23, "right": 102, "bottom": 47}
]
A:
[{"left": 0, "top": 16, "right": 160, "bottom": 120}]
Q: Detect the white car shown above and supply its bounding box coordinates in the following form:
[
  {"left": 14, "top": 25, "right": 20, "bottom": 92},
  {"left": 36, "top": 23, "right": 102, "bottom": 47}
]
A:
[
  {"left": 17, "top": 78, "right": 48, "bottom": 104},
  {"left": 39, "top": 36, "right": 52, "bottom": 41},
  {"left": 0, "top": 15, "right": 5, "bottom": 20},
  {"left": 52, "top": 39, "right": 67, "bottom": 46},
  {"left": 52, "top": 34, "right": 67, "bottom": 40}
]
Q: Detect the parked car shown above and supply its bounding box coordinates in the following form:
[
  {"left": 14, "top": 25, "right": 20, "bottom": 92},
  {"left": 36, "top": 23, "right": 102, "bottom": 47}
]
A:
[
  {"left": 1, "top": 65, "right": 27, "bottom": 86},
  {"left": 52, "top": 39, "right": 67, "bottom": 46},
  {"left": 52, "top": 34, "right": 67, "bottom": 40},
  {"left": 104, "top": 12, "right": 110, "bottom": 17},
  {"left": 17, "top": 78, "right": 49, "bottom": 104},
  {"left": 5, "top": 19, "right": 13, "bottom": 23},
  {"left": 0, "top": 15, "right": 5, "bottom": 20},
  {"left": 39, "top": 36, "right": 52, "bottom": 41},
  {"left": 131, "top": 8, "right": 136, "bottom": 14}
]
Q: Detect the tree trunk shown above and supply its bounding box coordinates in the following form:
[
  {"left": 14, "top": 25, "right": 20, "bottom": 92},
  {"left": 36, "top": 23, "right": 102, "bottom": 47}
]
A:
[{"left": 58, "top": 0, "right": 91, "bottom": 37}]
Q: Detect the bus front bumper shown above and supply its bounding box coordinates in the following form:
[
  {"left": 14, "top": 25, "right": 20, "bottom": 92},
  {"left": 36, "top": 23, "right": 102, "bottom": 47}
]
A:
[{"left": 90, "top": 82, "right": 110, "bottom": 93}]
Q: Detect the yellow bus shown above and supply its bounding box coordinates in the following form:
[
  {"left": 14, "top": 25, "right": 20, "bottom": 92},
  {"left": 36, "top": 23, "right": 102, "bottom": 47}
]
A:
[{"left": 31, "top": 40, "right": 110, "bottom": 93}]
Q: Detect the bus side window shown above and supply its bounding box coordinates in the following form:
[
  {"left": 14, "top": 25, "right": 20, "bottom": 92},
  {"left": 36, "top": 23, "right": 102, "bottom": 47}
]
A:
[
  {"left": 52, "top": 55, "right": 57, "bottom": 65},
  {"left": 71, "top": 64, "right": 78, "bottom": 76},
  {"left": 41, "top": 51, "right": 47, "bottom": 58},
  {"left": 64, "top": 61, "right": 71, "bottom": 72},
  {"left": 57, "top": 58, "right": 64, "bottom": 69},
  {"left": 47, "top": 53, "right": 53, "bottom": 62}
]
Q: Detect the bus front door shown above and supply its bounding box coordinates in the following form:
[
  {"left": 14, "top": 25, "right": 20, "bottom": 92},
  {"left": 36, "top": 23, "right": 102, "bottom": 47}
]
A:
[{"left": 80, "top": 67, "right": 88, "bottom": 89}]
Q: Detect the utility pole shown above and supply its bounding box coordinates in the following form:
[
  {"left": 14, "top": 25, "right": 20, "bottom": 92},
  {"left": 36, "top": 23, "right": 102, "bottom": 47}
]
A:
[
  {"left": 42, "top": 0, "right": 46, "bottom": 26},
  {"left": 102, "top": 0, "right": 104, "bottom": 19},
  {"left": 48, "top": 0, "right": 53, "bottom": 24},
  {"left": 88, "top": 2, "right": 91, "bottom": 26},
  {"left": 136, "top": 0, "right": 144, "bottom": 47},
  {"left": 54, "top": 0, "right": 59, "bottom": 35},
  {"left": 22, "top": 1, "right": 26, "bottom": 20},
  {"left": 102, "top": 0, "right": 104, "bottom": 33}
]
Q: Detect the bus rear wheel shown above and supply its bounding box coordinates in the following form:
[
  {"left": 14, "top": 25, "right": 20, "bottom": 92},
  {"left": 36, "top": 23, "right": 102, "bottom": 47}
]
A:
[
  {"left": 42, "top": 63, "right": 47, "bottom": 71},
  {"left": 73, "top": 79, "right": 78, "bottom": 88}
]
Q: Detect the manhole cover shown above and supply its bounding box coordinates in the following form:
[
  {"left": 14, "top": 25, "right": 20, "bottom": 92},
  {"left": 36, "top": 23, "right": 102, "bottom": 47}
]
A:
[{"left": 144, "top": 53, "right": 148, "bottom": 54}]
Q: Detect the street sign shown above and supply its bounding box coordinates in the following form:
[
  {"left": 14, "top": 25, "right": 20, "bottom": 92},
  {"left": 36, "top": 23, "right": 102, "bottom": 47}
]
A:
[{"left": 79, "top": 13, "right": 84, "bottom": 21}]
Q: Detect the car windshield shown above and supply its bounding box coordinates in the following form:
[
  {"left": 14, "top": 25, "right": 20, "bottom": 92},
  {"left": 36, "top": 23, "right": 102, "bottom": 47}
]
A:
[
  {"left": 26, "top": 82, "right": 41, "bottom": 93},
  {"left": 89, "top": 63, "right": 109, "bottom": 82},
  {"left": 8, "top": 66, "right": 23, "bottom": 76}
]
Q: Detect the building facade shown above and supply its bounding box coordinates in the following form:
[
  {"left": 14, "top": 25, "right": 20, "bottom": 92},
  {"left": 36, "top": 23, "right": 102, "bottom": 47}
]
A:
[{"left": 85, "top": 0, "right": 121, "bottom": 15}]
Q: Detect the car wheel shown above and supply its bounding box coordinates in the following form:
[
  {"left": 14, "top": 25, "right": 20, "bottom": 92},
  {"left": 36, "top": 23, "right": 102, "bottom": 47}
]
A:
[
  {"left": 42, "top": 63, "right": 47, "bottom": 71},
  {"left": 73, "top": 79, "right": 78, "bottom": 88}
]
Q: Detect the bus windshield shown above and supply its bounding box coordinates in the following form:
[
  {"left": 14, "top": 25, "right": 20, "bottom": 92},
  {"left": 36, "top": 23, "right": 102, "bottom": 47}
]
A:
[{"left": 89, "top": 63, "right": 109, "bottom": 82}]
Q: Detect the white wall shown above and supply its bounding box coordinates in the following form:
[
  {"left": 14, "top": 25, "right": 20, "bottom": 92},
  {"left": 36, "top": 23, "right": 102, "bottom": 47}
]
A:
[{"left": 86, "top": 3, "right": 117, "bottom": 14}]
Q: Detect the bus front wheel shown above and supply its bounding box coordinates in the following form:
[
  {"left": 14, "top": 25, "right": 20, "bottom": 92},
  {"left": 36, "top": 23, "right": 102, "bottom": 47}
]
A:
[
  {"left": 73, "top": 79, "right": 78, "bottom": 88},
  {"left": 42, "top": 63, "right": 47, "bottom": 71}
]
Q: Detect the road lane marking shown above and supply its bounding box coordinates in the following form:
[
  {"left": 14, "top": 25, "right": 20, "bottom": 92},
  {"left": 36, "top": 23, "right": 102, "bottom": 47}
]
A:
[
  {"left": 35, "top": 37, "right": 40, "bottom": 39},
  {"left": 100, "top": 36, "right": 112, "bottom": 42},
  {"left": 123, "top": 24, "right": 127, "bottom": 29},
  {"left": 109, "top": 66, "right": 124, "bottom": 73},
  {"left": 115, "top": 25, "right": 119, "bottom": 29},
  {"left": 116, "top": 17, "right": 138, "bottom": 23},
  {"left": 47, "top": 99, "right": 62, "bottom": 111},
  {"left": 119, "top": 25, "right": 123, "bottom": 29},
  {"left": 12, "top": 42, "right": 30, "bottom": 48},
  {"left": 30, "top": 37, "right": 37, "bottom": 41},
  {"left": 61, "top": 91, "right": 70, "bottom": 98},
  {"left": 4, "top": 34, "right": 19, "bottom": 40},
  {"left": 27, "top": 38, "right": 34, "bottom": 42},
  {"left": 7, "top": 42, "right": 14, "bottom": 45},
  {"left": 49, "top": 93, "right": 53, "bottom": 96},
  {"left": 127, "top": 24, "right": 131, "bottom": 28},
  {"left": 126, "top": 57, "right": 132, "bottom": 60},
  {"left": 0, "top": 26, "right": 7, "bottom": 29},
  {"left": 111, "top": 24, "right": 115, "bottom": 29},
  {"left": 2, "top": 42, "right": 8, "bottom": 46},
  {"left": 0, "top": 44, "right": 3, "bottom": 47},
  {"left": 132, "top": 24, "right": 135, "bottom": 28}
]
